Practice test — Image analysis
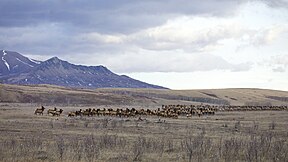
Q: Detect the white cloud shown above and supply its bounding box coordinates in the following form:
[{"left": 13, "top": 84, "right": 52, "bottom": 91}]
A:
[
  {"left": 250, "top": 25, "right": 288, "bottom": 46},
  {"left": 130, "top": 16, "right": 288, "bottom": 52},
  {"left": 96, "top": 50, "right": 252, "bottom": 73},
  {"left": 127, "top": 67, "right": 288, "bottom": 90},
  {"left": 271, "top": 54, "right": 288, "bottom": 66},
  {"left": 273, "top": 67, "right": 285, "bottom": 72},
  {"left": 78, "top": 32, "right": 125, "bottom": 44},
  {"left": 271, "top": 55, "right": 288, "bottom": 72},
  {"left": 75, "top": 15, "right": 252, "bottom": 54},
  {"left": 261, "top": 54, "right": 288, "bottom": 72},
  {"left": 127, "top": 16, "right": 248, "bottom": 52},
  {"left": 76, "top": 14, "right": 287, "bottom": 55}
]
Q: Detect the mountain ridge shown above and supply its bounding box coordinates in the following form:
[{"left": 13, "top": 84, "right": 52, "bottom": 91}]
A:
[{"left": 0, "top": 50, "right": 167, "bottom": 89}]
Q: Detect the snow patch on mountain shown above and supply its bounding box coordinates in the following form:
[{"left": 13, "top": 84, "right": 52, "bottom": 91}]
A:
[
  {"left": 13, "top": 65, "right": 19, "bottom": 69},
  {"left": 3, "top": 50, "right": 7, "bottom": 56},
  {"left": 16, "top": 58, "right": 34, "bottom": 67},
  {"left": 2, "top": 50, "right": 10, "bottom": 71},
  {"left": 2, "top": 57, "right": 10, "bottom": 70},
  {"left": 28, "top": 58, "right": 41, "bottom": 64}
]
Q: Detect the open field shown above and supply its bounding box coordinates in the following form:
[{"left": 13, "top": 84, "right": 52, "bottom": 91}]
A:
[
  {"left": 0, "top": 84, "right": 288, "bottom": 161},
  {"left": 0, "top": 103, "right": 288, "bottom": 162}
]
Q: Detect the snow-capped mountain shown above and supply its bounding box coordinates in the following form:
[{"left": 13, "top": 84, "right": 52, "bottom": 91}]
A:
[
  {"left": 0, "top": 50, "right": 166, "bottom": 89},
  {"left": 0, "top": 50, "right": 41, "bottom": 76}
]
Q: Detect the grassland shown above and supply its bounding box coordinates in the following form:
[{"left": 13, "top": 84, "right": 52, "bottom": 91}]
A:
[
  {"left": 0, "top": 84, "right": 288, "bottom": 161},
  {"left": 0, "top": 103, "right": 287, "bottom": 162}
]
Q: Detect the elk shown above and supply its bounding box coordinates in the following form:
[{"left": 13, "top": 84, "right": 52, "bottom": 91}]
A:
[
  {"left": 68, "top": 112, "right": 76, "bottom": 117},
  {"left": 51, "top": 109, "right": 63, "bottom": 116},
  {"left": 35, "top": 106, "right": 45, "bottom": 115},
  {"left": 47, "top": 107, "right": 57, "bottom": 115}
]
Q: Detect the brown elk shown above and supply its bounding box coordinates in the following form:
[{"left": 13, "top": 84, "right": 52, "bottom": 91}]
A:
[
  {"left": 35, "top": 106, "right": 45, "bottom": 115},
  {"left": 51, "top": 109, "right": 63, "bottom": 116},
  {"left": 47, "top": 107, "right": 57, "bottom": 115},
  {"left": 68, "top": 112, "right": 76, "bottom": 117},
  {"left": 82, "top": 108, "right": 92, "bottom": 116}
]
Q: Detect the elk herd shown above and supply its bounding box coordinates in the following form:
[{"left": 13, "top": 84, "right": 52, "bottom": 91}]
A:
[
  {"left": 34, "top": 106, "right": 63, "bottom": 116},
  {"left": 67, "top": 107, "right": 180, "bottom": 118},
  {"left": 35, "top": 104, "right": 288, "bottom": 119}
]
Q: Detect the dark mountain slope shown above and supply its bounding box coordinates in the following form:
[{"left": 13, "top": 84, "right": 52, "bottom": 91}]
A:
[
  {"left": 0, "top": 50, "right": 41, "bottom": 76},
  {"left": 0, "top": 51, "right": 166, "bottom": 89}
]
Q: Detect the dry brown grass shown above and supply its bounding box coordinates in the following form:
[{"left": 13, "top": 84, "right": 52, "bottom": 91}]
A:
[
  {"left": 1, "top": 83, "right": 288, "bottom": 106},
  {"left": 0, "top": 103, "right": 287, "bottom": 161}
]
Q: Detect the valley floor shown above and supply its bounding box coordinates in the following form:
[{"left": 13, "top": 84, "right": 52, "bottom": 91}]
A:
[{"left": 0, "top": 103, "right": 288, "bottom": 162}]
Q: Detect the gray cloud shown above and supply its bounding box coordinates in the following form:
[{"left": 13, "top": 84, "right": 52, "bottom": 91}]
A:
[
  {"left": 0, "top": 0, "right": 285, "bottom": 73},
  {"left": 0, "top": 0, "right": 251, "bottom": 33},
  {"left": 259, "top": 0, "right": 288, "bottom": 8}
]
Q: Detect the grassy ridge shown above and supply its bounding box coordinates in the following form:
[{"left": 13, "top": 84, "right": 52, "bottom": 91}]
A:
[{"left": 1, "top": 84, "right": 288, "bottom": 106}]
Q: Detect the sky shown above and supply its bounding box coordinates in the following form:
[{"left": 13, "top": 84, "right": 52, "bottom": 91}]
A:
[{"left": 0, "top": 0, "right": 288, "bottom": 90}]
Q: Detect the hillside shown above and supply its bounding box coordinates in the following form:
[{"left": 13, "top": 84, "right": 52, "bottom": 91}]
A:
[{"left": 1, "top": 84, "right": 287, "bottom": 106}]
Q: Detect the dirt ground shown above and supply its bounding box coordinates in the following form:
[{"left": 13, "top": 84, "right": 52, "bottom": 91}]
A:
[{"left": 0, "top": 103, "right": 287, "bottom": 162}]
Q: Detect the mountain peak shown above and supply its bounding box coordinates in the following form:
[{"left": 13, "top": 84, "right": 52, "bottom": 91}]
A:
[
  {"left": 0, "top": 50, "right": 41, "bottom": 76},
  {"left": 44, "top": 56, "right": 67, "bottom": 65},
  {"left": 0, "top": 50, "right": 167, "bottom": 89},
  {"left": 48, "top": 56, "right": 61, "bottom": 61}
]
